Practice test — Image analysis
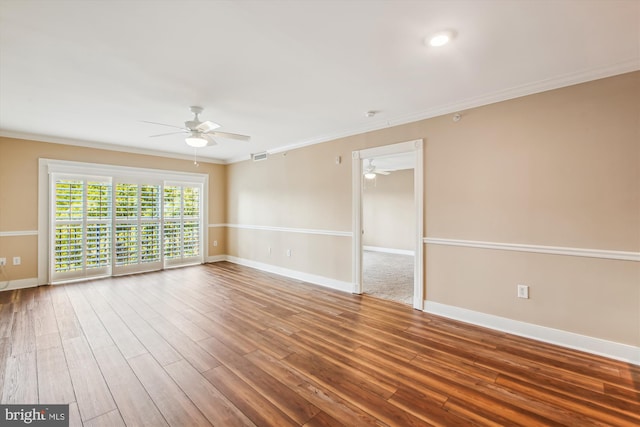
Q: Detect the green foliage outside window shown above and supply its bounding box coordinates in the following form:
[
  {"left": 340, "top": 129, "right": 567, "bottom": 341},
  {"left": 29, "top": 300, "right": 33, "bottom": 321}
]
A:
[
  {"left": 164, "top": 186, "right": 181, "bottom": 218},
  {"left": 55, "top": 180, "right": 83, "bottom": 220}
]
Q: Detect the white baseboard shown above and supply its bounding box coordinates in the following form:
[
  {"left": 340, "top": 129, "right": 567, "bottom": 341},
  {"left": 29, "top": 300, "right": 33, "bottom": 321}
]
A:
[
  {"left": 206, "top": 255, "right": 227, "bottom": 263},
  {"left": 424, "top": 301, "right": 640, "bottom": 366},
  {"left": 222, "top": 255, "right": 353, "bottom": 293},
  {"left": 363, "top": 246, "right": 415, "bottom": 256},
  {"left": 0, "top": 277, "right": 40, "bottom": 292}
]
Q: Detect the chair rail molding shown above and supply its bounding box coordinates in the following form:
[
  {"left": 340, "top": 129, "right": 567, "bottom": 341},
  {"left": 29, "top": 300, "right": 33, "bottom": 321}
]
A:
[
  {"left": 424, "top": 237, "right": 640, "bottom": 262},
  {"left": 210, "top": 223, "right": 352, "bottom": 237},
  {"left": 0, "top": 230, "right": 38, "bottom": 237}
]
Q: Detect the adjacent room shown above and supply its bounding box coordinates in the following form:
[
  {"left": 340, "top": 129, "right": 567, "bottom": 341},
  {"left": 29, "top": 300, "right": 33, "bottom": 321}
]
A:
[
  {"left": 362, "top": 153, "right": 416, "bottom": 305},
  {"left": 0, "top": 1, "right": 639, "bottom": 426}
]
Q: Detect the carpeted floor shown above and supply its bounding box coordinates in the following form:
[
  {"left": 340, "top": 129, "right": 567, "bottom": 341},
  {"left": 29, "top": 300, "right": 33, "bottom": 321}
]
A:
[{"left": 363, "top": 250, "right": 414, "bottom": 305}]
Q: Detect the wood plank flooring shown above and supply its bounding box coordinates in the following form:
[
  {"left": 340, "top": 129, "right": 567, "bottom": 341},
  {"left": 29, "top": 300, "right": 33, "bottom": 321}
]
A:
[{"left": 0, "top": 262, "right": 639, "bottom": 426}]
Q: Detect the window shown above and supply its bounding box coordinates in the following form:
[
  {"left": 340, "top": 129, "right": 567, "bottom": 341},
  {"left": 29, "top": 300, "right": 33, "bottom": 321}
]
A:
[{"left": 44, "top": 160, "right": 207, "bottom": 284}]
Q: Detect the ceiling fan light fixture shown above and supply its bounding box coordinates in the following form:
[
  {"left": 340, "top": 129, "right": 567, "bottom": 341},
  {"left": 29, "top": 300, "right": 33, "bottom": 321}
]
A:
[
  {"left": 364, "top": 172, "right": 377, "bottom": 180},
  {"left": 185, "top": 135, "right": 208, "bottom": 148}
]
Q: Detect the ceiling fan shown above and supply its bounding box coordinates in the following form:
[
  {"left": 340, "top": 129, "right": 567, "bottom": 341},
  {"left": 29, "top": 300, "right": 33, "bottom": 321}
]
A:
[
  {"left": 143, "top": 106, "right": 250, "bottom": 148},
  {"left": 363, "top": 159, "right": 391, "bottom": 179}
]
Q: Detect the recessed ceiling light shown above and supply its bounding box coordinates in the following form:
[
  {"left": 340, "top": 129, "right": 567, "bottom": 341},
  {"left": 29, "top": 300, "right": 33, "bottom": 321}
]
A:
[{"left": 428, "top": 30, "right": 455, "bottom": 47}]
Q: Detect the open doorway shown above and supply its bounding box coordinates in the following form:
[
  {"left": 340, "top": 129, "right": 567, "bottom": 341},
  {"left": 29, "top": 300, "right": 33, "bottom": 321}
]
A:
[
  {"left": 352, "top": 139, "right": 424, "bottom": 310},
  {"left": 362, "top": 154, "right": 415, "bottom": 305}
]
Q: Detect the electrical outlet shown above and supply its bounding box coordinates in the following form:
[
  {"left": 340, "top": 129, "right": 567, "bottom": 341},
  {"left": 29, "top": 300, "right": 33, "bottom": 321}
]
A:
[
  {"left": 286, "top": 249, "right": 292, "bottom": 257},
  {"left": 0, "top": 258, "right": 6, "bottom": 266},
  {"left": 13, "top": 256, "right": 21, "bottom": 266},
  {"left": 517, "top": 284, "right": 529, "bottom": 299},
  {"left": 213, "top": 240, "right": 218, "bottom": 247}
]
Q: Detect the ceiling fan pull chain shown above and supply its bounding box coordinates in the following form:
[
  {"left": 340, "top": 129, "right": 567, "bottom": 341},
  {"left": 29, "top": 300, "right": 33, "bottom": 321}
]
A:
[{"left": 193, "top": 148, "right": 199, "bottom": 167}]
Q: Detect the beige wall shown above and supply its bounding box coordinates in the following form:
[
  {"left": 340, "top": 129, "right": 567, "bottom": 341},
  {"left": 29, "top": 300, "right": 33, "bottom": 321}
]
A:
[
  {"left": 225, "top": 142, "right": 354, "bottom": 284},
  {"left": 227, "top": 228, "right": 351, "bottom": 282},
  {"left": 226, "top": 71, "right": 640, "bottom": 346},
  {"left": 424, "top": 73, "right": 639, "bottom": 251},
  {"left": 0, "top": 137, "right": 227, "bottom": 280},
  {"left": 227, "top": 144, "right": 352, "bottom": 231},
  {"left": 363, "top": 169, "right": 414, "bottom": 251},
  {"left": 427, "top": 246, "right": 638, "bottom": 345}
]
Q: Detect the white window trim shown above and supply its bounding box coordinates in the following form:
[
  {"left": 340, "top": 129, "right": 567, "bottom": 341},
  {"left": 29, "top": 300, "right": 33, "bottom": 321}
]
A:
[{"left": 38, "top": 158, "right": 208, "bottom": 285}]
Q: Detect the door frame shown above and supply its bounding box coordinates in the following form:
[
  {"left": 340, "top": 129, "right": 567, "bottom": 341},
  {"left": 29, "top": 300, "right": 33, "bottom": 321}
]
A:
[{"left": 352, "top": 139, "right": 424, "bottom": 310}]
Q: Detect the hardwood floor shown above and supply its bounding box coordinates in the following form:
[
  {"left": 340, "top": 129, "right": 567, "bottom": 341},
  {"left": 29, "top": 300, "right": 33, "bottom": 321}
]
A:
[{"left": 1, "top": 262, "right": 639, "bottom": 426}]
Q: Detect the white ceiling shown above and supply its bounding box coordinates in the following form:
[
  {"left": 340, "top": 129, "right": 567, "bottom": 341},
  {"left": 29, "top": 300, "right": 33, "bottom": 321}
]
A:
[{"left": 1, "top": 0, "right": 638, "bottom": 163}]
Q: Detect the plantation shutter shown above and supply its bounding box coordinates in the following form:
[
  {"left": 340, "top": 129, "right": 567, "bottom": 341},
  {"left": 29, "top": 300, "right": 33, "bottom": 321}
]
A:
[
  {"left": 113, "top": 182, "right": 163, "bottom": 275},
  {"left": 164, "top": 183, "right": 202, "bottom": 267},
  {"left": 51, "top": 176, "right": 112, "bottom": 282}
]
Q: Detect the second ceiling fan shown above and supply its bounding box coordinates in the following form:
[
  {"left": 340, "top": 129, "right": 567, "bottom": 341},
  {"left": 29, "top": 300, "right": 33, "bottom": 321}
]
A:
[{"left": 364, "top": 159, "right": 391, "bottom": 179}]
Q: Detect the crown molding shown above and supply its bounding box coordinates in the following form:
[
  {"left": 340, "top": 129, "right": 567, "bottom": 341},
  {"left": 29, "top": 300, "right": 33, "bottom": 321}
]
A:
[
  {"left": 226, "top": 153, "right": 253, "bottom": 164},
  {"left": 0, "top": 131, "right": 226, "bottom": 164},
  {"left": 386, "top": 58, "right": 640, "bottom": 130},
  {"left": 226, "top": 59, "right": 639, "bottom": 164}
]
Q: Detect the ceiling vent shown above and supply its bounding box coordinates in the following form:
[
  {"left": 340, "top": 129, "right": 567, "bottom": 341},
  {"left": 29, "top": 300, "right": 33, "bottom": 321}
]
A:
[{"left": 252, "top": 152, "right": 268, "bottom": 162}]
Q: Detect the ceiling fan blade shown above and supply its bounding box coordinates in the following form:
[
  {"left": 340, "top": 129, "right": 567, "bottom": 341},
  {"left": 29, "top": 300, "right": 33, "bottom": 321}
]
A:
[
  {"left": 141, "top": 120, "right": 186, "bottom": 130},
  {"left": 196, "top": 120, "right": 220, "bottom": 133},
  {"left": 204, "top": 134, "right": 218, "bottom": 146},
  {"left": 376, "top": 171, "right": 391, "bottom": 175},
  {"left": 149, "top": 131, "right": 188, "bottom": 138},
  {"left": 209, "top": 131, "right": 250, "bottom": 141}
]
